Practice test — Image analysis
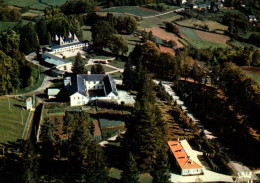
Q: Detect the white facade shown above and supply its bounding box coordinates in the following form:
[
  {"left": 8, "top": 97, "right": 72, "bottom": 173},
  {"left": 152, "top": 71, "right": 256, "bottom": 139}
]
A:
[
  {"left": 50, "top": 42, "right": 88, "bottom": 55},
  {"left": 182, "top": 168, "right": 203, "bottom": 175}
]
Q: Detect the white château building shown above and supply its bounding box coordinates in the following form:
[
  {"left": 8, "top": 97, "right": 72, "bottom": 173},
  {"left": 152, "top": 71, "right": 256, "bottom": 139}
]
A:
[{"left": 48, "top": 32, "right": 88, "bottom": 55}]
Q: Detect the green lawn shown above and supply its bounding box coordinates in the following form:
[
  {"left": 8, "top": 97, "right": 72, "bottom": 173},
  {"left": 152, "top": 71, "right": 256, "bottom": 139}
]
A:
[
  {"left": 109, "top": 168, "right": 153, "bottom": 183},
  {"left": 86, "top": 65, "right": 116, "bottom": 73},
  {"left": 101, "top": 6, "right": 156, "bottom": 17},
  {"left": 0, "top": 98, "right": 30, "bottom": 143},
  {"left": 109, "top": 60, "right": 125, "bottom": 69},
  {"left": 110, "top": 72, "right": 123, "bottom": 80}
]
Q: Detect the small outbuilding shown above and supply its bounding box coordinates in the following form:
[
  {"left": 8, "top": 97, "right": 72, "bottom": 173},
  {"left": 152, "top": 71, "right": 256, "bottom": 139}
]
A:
[{"left": 47, "top": 88, "right": 61, "bottom": 99}]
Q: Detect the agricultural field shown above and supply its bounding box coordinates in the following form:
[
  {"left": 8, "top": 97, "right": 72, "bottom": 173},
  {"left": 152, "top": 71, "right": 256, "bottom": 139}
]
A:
[
  {"left": 0, "top": 98, "right": 31, "bottom": 143},
  {"left": 22, "top": 9, "right": 44, "bottom": 17},
  {"left": 42, "top": 0, "right": 67, "bottom": 6},
  {"left": 7, "top": 0, "right": 66, "bottom": 9},
  {"left": 195, "top": 30, "right": 230, "bottom": 44},
  {"left": 181, "top": 27, "right": 228, "bottom": 49},
  {"left": 146, "top": 26, "right": 183, "bottom": 48},
  {"left": 0, "top": 22, "right": 17, "bottom": 31},
  {"left": 176, "top": 18, "right": 228, "bottom": 32},
  {"left": 101, "top": 6, "right": 156, "bottom": 17}
]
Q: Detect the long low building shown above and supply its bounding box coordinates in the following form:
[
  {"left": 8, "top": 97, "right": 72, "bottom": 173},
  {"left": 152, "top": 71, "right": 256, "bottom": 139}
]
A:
[
  {"left": 41, "top": 52, "right": 72, "bottom": 76},
  {"left": 168, "top": 140, "right": 203, "bottom": 176}
]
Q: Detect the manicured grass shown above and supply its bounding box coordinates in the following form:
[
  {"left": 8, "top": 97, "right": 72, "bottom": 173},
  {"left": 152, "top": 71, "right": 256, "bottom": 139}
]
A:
[
  {"left": 86, "top": 65, "right": 116, "bottom": 73},
  {"left": 102, "top": 6, "right": 156, "bottom": 17},
  {"left": 109, "top": 60, "right": 125, "bottom": 69},
  {"left": 110, "top": 72, "right": 123, "bottom": 80},
  {"left": 0, "top": 98, "right": 30, "bottom": 143}
]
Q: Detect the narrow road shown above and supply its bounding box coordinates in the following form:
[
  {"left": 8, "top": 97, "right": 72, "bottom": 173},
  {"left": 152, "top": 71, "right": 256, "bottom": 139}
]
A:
[{"left": 142, "top": 8, "right": 184, "bottom": 19}]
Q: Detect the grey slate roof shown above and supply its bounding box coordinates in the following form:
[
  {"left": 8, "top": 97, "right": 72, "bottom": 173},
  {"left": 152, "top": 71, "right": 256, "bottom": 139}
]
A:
[
  {"left": 69, "top": 74, "right": 118, "bottom": 97},
  {"left": 52, "top": 42, "right": 84, "bottom": 50},
  {"left": 42, "top": 52, "right": 71, "bottom": 64}
]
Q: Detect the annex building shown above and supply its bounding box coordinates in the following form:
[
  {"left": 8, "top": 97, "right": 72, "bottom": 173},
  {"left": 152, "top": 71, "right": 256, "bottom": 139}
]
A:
[
  {"left": 47, "top": 32, "right": 89, "bottom": 55},
  {"left": 65, "top": 74, "right": 119, "bottom": 106},
  {"left": 168, "top": 140, "right": 203, "bottom": 176}
]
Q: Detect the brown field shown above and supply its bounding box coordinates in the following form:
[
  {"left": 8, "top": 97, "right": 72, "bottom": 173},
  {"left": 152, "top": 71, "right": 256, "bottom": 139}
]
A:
[
  {"left": 147, "top": 26, "right": 184, "bottom": 48},
  {"left": 159, "top": 45, "right": 175, "bottom": 55},
  {"left": 195, "top": 30, "right": 230, "bottom": 44},
  {"left": 241, "top": 66, "right": 260, "bottom": 74},
  {"left": 8, "top": 6, "right": 21, "bottom": 10}
]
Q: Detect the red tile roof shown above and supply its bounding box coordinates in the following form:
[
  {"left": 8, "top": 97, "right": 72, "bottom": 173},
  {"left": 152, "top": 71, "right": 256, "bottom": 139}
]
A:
[{"left": 168, "top": 141, "right": 203, "bottom": 170}]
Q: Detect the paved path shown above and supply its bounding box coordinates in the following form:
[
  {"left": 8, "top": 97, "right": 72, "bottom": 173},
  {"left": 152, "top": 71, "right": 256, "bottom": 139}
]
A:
[
  {"left": 142, "top": 8, "right": 184, "bottom": 19},
  {"left": 5, "top": 75, "right": 57, "bottom": 97}
]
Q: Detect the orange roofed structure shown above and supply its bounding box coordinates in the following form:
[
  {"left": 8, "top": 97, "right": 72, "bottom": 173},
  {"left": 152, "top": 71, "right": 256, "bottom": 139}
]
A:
[{"left": 168, "top": 140, "right": 203, "bottom": 176}]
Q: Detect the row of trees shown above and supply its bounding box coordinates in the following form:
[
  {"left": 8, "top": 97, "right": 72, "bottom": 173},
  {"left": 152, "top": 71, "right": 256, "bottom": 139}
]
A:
[
  {"left": 61, "top": 0, "right": 96, "bottom": 15},
  {"left": 122, "top": 71, "right": 171, "bottom": 182},
  {"left": 0, "top": 30, "right": 40, "bottom": 95},
  {"left": 189, "top": 47, "right": 260, "bottom": 66},
  {"left": 91, "top": 20, "right": 129, "bottom": 55}
]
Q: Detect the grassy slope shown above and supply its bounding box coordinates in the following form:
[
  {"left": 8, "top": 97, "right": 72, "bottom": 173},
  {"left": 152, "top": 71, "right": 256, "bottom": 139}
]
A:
[
  {"left": 181, "top": 27, "right": 228, "bottom": 49},
  {"left": 0, "top": 98, "right": 30, "bottom": 143}
]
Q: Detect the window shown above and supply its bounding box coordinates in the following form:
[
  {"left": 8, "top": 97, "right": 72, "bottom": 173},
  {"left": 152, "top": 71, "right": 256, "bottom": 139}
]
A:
[
  {"left": 78, "top": 97, "right": 80, "bottom": 100},
  {"left": 94, "top": 81, "right": 96, "bottom": 84},
  {"left": 82, "top": 97, "right": 84, "bottom": 100},
  {"left": 99, "top": 81, "right": 102, "bottom": 84}
]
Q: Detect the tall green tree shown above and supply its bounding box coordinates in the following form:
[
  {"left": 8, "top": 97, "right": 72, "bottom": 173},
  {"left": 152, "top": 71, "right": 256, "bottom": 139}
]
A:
[
  {"left": 19, "top": 23, "right": 39, "bottom": 54},
  {"left": 72, "top": 52, "right": 87, "bottom": 74},
  {"left": 69, "top": 116, "right": 109, "bottom": 182},
  {"left": 121, "top": 152, "right": 139, "bottom": 183},
  {"left": 91, "top": 63, "right": 105, "bottom": 74},
  {"left": 20, "top": 141, "right": 39, "bottom": 183},
  {"left": 39, "top": 118, "right": 56, "bottom": 161},
  {"left": 150, "top": 150, "right": 171, "bottom": 183}
]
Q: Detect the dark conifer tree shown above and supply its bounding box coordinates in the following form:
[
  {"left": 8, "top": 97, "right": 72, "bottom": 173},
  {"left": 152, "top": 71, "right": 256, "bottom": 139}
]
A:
[
  {"left": 39, "top": 118, "right": 56, "bottom": 161},
  {"left": 72, "top": 52, "right": 86, "bottom": 74},
  {"left": 20, "top": 140, "right": 39, "bottom": 183},
  {"left": 150, "top": 150, "right": 171, "bottom": 183},
  {"left": 121, "top": 152, "right": 139, "bottom": 183}
]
